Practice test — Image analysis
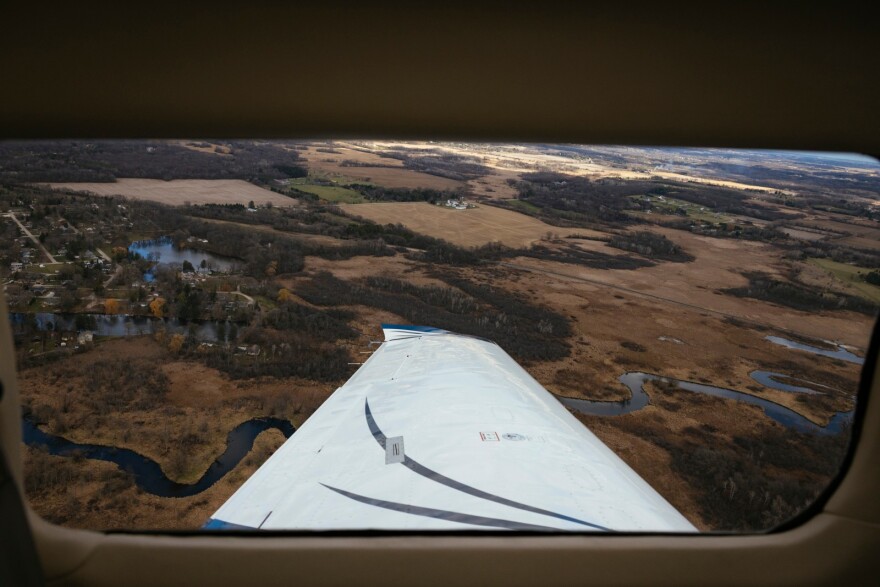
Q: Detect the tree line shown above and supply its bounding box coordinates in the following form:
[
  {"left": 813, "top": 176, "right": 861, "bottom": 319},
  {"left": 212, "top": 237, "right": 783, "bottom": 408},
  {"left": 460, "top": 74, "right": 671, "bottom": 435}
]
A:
[
  {"left": 294, "top": 271, "right": 572, "bottom": 363},
  {"left": 0, "top": 140, "right": 307, "bottom": 183},
  {"left": 724, "top": 271, "right": 878, "bottom": 316}
]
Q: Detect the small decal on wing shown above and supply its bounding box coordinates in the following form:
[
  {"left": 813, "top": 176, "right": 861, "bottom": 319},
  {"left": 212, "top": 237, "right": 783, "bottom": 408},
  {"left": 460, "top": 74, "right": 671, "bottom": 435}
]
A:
[
  {"left": 480, "top": 432, "right": 500, "bottom": 441},
  {"left": 385, "top": 436, "right": 405, "bottom": 464}
]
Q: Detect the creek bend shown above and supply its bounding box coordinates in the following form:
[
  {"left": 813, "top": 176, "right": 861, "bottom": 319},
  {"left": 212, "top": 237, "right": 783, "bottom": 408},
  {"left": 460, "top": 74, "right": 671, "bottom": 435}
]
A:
[
  {"left": 23, "top": 416, "right": 294, "bottom": 497},
  {"left": 558, "top": 371, "right": 852, "bottom": 436}
]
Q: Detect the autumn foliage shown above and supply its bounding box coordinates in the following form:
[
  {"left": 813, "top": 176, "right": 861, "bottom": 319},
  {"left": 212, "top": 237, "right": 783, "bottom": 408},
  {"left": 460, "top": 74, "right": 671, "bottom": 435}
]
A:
[{"left": 149, "top": 297, "right": 166, "bottom": 318}]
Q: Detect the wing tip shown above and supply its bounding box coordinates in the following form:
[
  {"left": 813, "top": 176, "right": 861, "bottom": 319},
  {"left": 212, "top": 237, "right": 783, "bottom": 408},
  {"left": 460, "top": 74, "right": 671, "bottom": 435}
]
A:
[
  {"left": 380, "top": 324, "right": 500, "bottom": 345},
  {"left": 381, "top": 324, "right": 450, "bottom": 341}
]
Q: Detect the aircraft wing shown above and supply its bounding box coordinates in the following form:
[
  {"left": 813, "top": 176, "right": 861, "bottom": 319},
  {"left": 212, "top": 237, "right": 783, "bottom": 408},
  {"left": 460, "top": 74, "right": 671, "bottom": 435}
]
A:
[{"left": 205, "top": 325, "right": 695, "bottom": 531}]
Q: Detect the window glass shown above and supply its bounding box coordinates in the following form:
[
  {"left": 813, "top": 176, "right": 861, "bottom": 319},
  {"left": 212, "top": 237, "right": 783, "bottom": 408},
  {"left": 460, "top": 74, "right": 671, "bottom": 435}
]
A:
[{"left": 4, "top": 141, "right": 876, "bottom": 532}]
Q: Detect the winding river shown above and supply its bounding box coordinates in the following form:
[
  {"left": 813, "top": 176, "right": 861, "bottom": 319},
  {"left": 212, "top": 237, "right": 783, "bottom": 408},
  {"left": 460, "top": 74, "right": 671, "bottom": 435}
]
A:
[
  {"left": 765, "top": 335, "right": 864, "bottom": 365},
  {"left": 558, "top": 370, "right": 853, "bottom": 436},
  {"left": 23, "top": 416, "right": 295, "bottom": 497},
  {"left": 20, "top": 331, "right": 860, "bottom": 496}
]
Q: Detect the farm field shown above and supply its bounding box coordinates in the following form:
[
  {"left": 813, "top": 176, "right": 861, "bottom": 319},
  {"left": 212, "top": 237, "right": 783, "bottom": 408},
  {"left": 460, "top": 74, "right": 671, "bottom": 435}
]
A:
[
  {"left": 507, "top": 227, "right": 873, "bottom": 347},
  {"left": 796, "top": 217, "right": 880, "bottom": 250},
  {"left": 361, "top": 141, "right": 792, "bottom": 193},
  {"left": 807, "top": 257, "right": 880, "bottom": 303},
  {"left": 636, "top": 195, "right": 731, "bottom": 223},
  {"left": 343, "top": 201, "right": 560, "bottom": 247},
  {"left": 288, "top": 180, "right": 366, "bottom": 203},
  {"left": 298, "top": 145, "right": 465, "bottom": 190},
  {"left": 41, "top": 178, "right": 296, "bottom": 207}
]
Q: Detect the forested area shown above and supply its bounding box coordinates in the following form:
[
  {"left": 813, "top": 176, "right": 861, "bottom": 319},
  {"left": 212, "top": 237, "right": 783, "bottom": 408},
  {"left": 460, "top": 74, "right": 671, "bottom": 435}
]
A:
[
  {"left": 644, "top": 183, "right": 796, "bottom": 222},
  {"left": 294, "top": 271, "right": 572, "bottom": 363},
  {"left": 791, "top": 239, "right": 880, "bottom": 268},
  {"left": 378, "top": 150, "right": 491, "bottom": 180},
  {"left": 672, "top": 220, "right": 790, "bottom": 244},
  {"left": 352, "top": 185, "right": 453, "bottom": 203},
  {"left": 199, "top": 332, "right": 351, "bottom": 381},
  {"left": 610, "top": 408, "right": 850, "bottom": 530},
  {"left": 608, "top": 231, "right": 695, "bottom": 262},
  {"left": 501, "top": 172, "right": 645, "bottom": 226},
  {"left": 515, "top": 242, "right": 654, "bottom": 269},
  {"left": 725, "top": 272, "right": 879, "bottom": 315},
  {"left": 499, "top": 173, "right": 801, "bottom": 229},
  {"left": 0, "top": 140, "right": 307, "bottom": 183}
]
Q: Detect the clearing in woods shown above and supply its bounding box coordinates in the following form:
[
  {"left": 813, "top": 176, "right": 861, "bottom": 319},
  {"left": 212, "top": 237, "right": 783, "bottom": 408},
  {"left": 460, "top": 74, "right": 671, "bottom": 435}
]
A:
[
  {"left": 298, "top": 146, "right": 466, "bottom": 191},
  {"left": 287, "top": 179, "right": 366, "bottom": 203},
  {"left": 806, "top": 257, "right": 880, "bottom": 303},
  {"left": 342, "top": 201, "right": 562, "bottom": 248}
]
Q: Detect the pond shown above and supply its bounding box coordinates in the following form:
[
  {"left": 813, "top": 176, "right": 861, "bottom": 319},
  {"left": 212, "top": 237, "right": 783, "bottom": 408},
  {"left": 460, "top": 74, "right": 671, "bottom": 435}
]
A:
[
  {"left": 23, "top": 415, "right": 295, "bottom": 498},
  {"left": 9, "top": 312, "right": 239, "bottom": 342},
  {"left": 129, "top": 236, "right": 239, "bottom": 280}
]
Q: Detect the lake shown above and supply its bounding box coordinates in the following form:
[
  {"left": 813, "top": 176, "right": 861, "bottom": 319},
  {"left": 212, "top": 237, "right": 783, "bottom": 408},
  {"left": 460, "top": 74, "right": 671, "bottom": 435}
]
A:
[
  {"left": 9, "top": 312, "right": 239, "bottom": 342},
  {"left": 129, "top": 236, "right": 238, "bottom": 275}
]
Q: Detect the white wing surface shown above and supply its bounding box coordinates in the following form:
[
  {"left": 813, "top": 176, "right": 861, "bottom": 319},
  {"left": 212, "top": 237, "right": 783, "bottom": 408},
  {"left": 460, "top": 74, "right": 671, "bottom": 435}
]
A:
[{"left": 205, "top": 325, "right": 695, "bottom": 532}]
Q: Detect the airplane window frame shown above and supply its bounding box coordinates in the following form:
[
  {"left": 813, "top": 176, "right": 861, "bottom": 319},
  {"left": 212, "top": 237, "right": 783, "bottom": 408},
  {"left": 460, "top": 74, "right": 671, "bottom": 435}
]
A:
[{"left": 1, "top": 4, "right": 879, "bottom": 585}]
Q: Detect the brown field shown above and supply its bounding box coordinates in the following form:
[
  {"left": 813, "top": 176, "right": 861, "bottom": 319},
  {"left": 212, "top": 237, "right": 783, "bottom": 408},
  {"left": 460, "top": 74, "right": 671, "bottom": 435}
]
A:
[
  {"left": 466, "top": 167, "right": 522, "bottom": 199},
  {"left": 342, "top": 201, "right": 559, "bottom": 247},
  {"left": 796, "top": 216, "right": 880, "bottom": 251},
  {"left": 779, "top": 226, "right": 828, "bottom": 241},
  {"left": 299, "top": 253, "right": 439, "bottom": 284},
  {"left": 199, "top": 217, "right": 344, "bottom": 247},
  {"left": 299, "top": 145, "right": 466, "bottom": 191},
  {"left": 41, "top": 178, "right": 297, "bottom": 207},
  {"left": 459, "top": 262, "right": 862, "bottom": 417},
  {"left": 293, "top": 238, "right": 864, "bottom": 428},
  {"left": 507, "top": 227, "right": 872, "bottom": 347}
]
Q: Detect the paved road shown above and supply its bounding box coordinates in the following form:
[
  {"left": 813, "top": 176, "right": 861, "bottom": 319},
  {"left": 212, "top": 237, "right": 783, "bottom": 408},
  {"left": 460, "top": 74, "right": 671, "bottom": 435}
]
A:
[{"left": 3, "top": 212, "right": 57, "bottom": 263}]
